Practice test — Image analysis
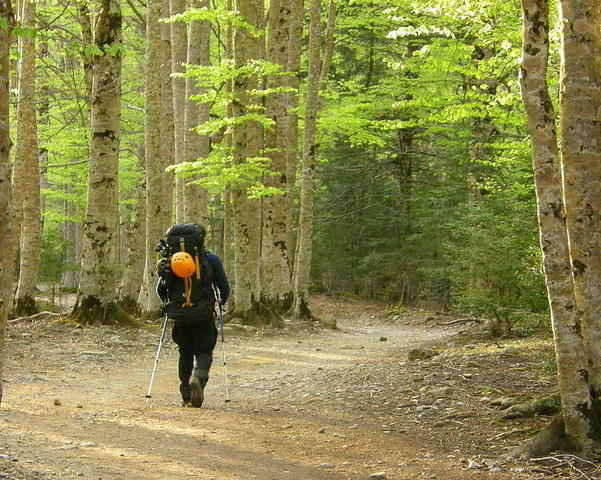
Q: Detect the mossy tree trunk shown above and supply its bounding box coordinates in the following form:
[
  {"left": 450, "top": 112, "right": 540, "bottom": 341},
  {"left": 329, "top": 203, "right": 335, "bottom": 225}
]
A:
[{"left": 74, "top": 0, "right": 124, "bottom": 324}]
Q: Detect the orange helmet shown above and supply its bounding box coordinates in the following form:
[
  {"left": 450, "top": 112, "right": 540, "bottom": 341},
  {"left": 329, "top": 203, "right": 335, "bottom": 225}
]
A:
[{"left": 170, "top": 252, "right": 196, "bottom": 278}]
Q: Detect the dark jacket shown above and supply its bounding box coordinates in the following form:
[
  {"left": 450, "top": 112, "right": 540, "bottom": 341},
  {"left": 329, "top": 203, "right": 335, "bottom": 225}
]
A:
[{"left": 205, "top": 252, "right": 230, "bottom": 305}]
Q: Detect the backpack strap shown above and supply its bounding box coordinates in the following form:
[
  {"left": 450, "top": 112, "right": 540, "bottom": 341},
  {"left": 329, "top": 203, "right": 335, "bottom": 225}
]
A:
[
  {"left": 182, "top": 276, "right": 193, "bottom": 307},
  {"left": 194, "top": 246, "right": 201, "bottom": 280}
]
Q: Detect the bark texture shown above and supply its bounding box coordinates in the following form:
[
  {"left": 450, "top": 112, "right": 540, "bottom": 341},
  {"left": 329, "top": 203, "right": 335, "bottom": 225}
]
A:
[
  {"left": 222, "top": 0, "right": 235, "bottom": 292},
  {"left": 182, "top": 0, "right": 210, "bottom": 226},
  {"left": 138, "top": 0, "right": 164, "bottom": 314},
  {"left": 261, "top": 0, "right": 292, "bottom": 311},
  {"left": 285, "top": 0, "right": 304, "bottom": 269},
  {"left": 292, "top": 0, "right": 323, "bottom": 318},
  {"left": 119, "top": 148, "right": 146, "bottom": 311},
  {"left": 320, "top": 0, "right": 336, "bottom": 87},
  {"left": 231, "top": 0, "right": 264, "bottom": 322},
  {"left": 14, "top": 0, "right": 41, "bottom": 316},
  {"left": 160, "top": 0, "right": 174, "bottom": 228},
  {"left": 77, "top": 1, "right": 94, "bottom": 101},
  {"left": 74, "top": 0, "right": 123, "bottom": 324},
  {"left": 520, "top": 0, "right": 590, "bottom": 454},
  {"left": 170, "top": 0, "right": 187, "bottom": 223},
  {"left": 0, "top": 0, "right": 14, "bottom": 406},
  {"left": 61, "top": 192, "right": 80, "bottom": 289},
  {"left": 557, "top": 0, "right": 601, "bottom": 450}
]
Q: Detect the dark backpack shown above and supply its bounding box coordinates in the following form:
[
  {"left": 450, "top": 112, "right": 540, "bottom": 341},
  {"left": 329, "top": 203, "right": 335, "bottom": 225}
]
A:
[{"left": 158, "top": 224, "right": 215, "bottom": 326}]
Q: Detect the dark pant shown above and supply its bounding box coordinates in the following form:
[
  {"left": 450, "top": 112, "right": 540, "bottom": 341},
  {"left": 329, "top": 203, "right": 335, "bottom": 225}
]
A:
[{"left": 172, "top": 321, "right": 218, "bottom": 398}]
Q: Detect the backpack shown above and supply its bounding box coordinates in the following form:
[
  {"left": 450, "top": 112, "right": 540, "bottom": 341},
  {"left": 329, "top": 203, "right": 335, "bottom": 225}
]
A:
[{"left": 158, "top": 224, "right": 215, "bottom": 326}]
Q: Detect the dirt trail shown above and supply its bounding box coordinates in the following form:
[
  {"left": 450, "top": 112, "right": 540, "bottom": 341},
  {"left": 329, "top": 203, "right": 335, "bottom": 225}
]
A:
[{"left": 2, "top": 300, "right": 524, "bottom": 480}]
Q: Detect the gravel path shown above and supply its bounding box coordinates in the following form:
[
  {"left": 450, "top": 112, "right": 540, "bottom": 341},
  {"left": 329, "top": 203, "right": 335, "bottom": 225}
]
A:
[{"left": 1, "top": 297, "right": 545, "bottom": 480}]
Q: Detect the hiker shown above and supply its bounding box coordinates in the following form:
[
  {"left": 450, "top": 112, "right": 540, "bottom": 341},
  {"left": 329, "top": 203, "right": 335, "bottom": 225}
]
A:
[{"left": 156, "top": 224, "right": 230, "bottom": 407}]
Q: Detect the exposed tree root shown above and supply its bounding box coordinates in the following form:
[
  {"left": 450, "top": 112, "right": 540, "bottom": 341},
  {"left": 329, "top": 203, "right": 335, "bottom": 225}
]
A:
[
  {"left": 71, "top": 295, "right": 139, "bottom": 326},
  {"left": 230, "top": 301, "right": 284, "bottom": 328},
  {"left": 288, "top": 297, "right": 335, "bottom": 328},
  {"left": 117, "top": 295, "right": 141, "bottom": 316},
  {"left": 507, "top": 417, "right": 579, "bottom": 459},
  {"left": 13, "top": 295, "right": 39, "bottom": 317},
  {"left": 437, "top": 317, "right": 482, "bottom": 327},
  {"left": 9, "top": 311, "right": 62, "bottom": 325},
  {"left": 501, "top": 394, "right": 561, "bottom": 419}
]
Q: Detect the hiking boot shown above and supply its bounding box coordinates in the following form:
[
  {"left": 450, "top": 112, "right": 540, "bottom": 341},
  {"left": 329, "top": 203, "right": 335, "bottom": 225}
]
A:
[
  {"left": 190, "top": 354, "right": 211, "bottom": 408},
  {"left": 189, "top": 375, "right": 205, "bottom": 408},
  {"left": 180, "top": 383, "right": 191, "bottom": 405}
]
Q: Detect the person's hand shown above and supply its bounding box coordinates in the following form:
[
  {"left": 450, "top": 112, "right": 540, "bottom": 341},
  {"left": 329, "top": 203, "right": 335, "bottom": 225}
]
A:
[{"left": 157, "top": 258, "right": 171, "bottom": 277}]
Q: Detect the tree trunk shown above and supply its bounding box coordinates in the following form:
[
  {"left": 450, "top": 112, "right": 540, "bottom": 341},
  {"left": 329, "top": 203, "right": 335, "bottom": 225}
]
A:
[
  {"left": 119, "top": 146, "right": 146, "bottom": 312},
  {"left": 14, "top": 0, "right": 41, "bottom": 316},
  {"left": 160, "top": 0, "right": 174, "bottom": 228},
  {"left": 0, "top": 0, "right": 15, "bottom": 406},
  {"left": 77, "top": 1, "right": 94, "bottom": 102},
  {"left": 183, "top": 0, "right": 210, "bottom": 226},
  {"left": 231, "top": 0, "right": 264, "bottom": 323},
  {"left": 519, "top": 0, "right": 591, "bottom": 455},
  {"left": 556, "top": 0, "right": 601, "bottom": 451},
  {"left": 61, "top": 193, "right": 80, "bottom": 289},
  {"left": 9, "top": 1, "right": 24, "bottom": 298},
  {"left": 320, "top": 0, "right": 336, "bottom": 87},
  {"left": 170, "top": 0, "right": 186, "bottom": 223},
  {"left": 292, "top": 0, "right": 323, "bottom": 319},
  {"left": 261, "top": 0, "right": 292, "bottom": 312},
  {"left": 74, "top": 0, "right": 124, "bottom": 324},
  {"left": 222, "top": 0, "right": 235, "bottom": 298},
  {"left": 285, "top": 0, "right": 304, "bottom": 272},
  {"left": 138, "top": 0, "right": 164, "bottom": 315}
]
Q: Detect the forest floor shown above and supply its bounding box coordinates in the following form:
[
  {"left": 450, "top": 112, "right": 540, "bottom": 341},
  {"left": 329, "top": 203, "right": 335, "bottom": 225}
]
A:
[{"left": 2, "top": 295, "right": 599, "bottom": 480}]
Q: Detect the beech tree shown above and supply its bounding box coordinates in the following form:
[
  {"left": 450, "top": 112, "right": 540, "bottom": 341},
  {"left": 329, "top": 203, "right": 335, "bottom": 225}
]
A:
[
  {"left": 118, "top": 150, "right": 146, "bottom": 310},
  {"left": 230, "top": 0, "right": 264, "bottom": 322},
  {"left": 73, "top": 0, "right": 124, "bottom": 323},
  {"left": 292, "top": 0, "right": 322, "bottom": 318},
  {"left": 0, "top": 0, "right": 14, "bottom": 406},
  {"left": 183, "top": 0, "right": 210, "bottom": 225},
  {"left": 261, "top": 0, "right": 293, "bottom": 311},
  {"left": 552, "top": 0, "right": 601, "bottom": 453},
  {"left": 13, "top": 0, "right": 41, "bottom": 316},
  {"left": 285, "top": 0, "right": 303, "bottom": 266},
  {"left": 171, "top": 0, "right": 187, "bottom": 222},
  {"left": 519, "top": 0, "right": 593, "bottom": 456},
  {"left": 138, "top": 0, "right": 164, "bottom": 314},
  {"left": 160, "top": 0, "right": 175, "bottom": 231}
]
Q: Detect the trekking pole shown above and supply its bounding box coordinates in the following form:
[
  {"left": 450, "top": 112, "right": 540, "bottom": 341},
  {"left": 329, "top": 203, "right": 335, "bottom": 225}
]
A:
[
  {"left": 145, "top": 311, "right": 169, "bottom": 400},
  {"left": 212, "top": 285, "right": 230, "bottom": 403}
]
